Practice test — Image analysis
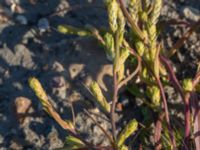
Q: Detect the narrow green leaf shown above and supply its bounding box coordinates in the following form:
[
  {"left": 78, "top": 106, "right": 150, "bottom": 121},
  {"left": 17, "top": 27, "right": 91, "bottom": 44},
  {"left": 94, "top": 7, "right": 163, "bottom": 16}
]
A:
[
  {"left": 58, "top": 25, "right": 91, "bottom": 36},
  {"left": 61, "top": 136, "right": 86, "bottom": 150},
  {"left": 117, "top": 119, "right": 138, "bottom": 147}
]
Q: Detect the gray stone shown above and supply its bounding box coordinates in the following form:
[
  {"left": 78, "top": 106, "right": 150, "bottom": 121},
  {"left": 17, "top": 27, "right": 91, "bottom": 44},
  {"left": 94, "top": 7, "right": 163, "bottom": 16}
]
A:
[
  {"left": 183, "top": 6, "right": 200, "bottom": 21},
  {"left": 37, "top": 18, "right": 50, "bottom": 32},
  {"left": 69, "top": 64, "right": 85, "bottom": 79},
  {"left": 16, "top": 15, "right": 27, "bottom": 25},
  {"left": 47, "top": 127, "right": 63, "bottom": 150}
]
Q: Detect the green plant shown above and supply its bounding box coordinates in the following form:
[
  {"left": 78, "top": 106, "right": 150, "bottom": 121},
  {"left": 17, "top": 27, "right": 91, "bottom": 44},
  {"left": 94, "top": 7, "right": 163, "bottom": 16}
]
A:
[{"left": 29, "top": 0, "right": 200, "bottom": 149}]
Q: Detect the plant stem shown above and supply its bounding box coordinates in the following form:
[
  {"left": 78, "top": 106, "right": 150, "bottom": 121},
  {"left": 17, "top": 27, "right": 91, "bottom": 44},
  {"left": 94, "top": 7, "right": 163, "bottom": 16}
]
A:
[
  {"left": 84, "top": 109, "right": 115, "bottom": 148},
  {"left": 155, "top": 76, "right": 176, "bottom": 149},
  {"left": 111, "top": 61, "right": 119, "bottom": 142},
  {"left": 161, "top": 59, "right": 200, "bottom": 149},
  {"left": 110, "top": 32, "right": 120, "bottom": 143},
  {"left": 193, "top": 72, "right": 200, "bottom": 88},
  {"left": 168, "top": 20, "right": 200, "bottom": 57},
  {"left": 118, "top": 55, "right": 141, "bottom": 89},
  {"left": 183, "top": 93, "right": 190, "bottom": 150},
  {"left": 160, "top": 55, "right": 192, "bottom": 149},
  {"left": 138, "top": 55, "right": 176, "bottom": 148},
  {"left": 155, "top": 113, "right": 164, "bottom": 150},
  {"left": 160, "top": 56, "right": 184, "bottom": 97},
  {"left": 127, "top": 49, "right": 176, "bottom": 148}
]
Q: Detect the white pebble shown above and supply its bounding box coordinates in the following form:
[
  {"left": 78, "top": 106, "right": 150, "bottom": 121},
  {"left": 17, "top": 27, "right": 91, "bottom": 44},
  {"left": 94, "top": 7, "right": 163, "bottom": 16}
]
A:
[{"left": 183, "top": 6, "right": 200, "bottom": 21}]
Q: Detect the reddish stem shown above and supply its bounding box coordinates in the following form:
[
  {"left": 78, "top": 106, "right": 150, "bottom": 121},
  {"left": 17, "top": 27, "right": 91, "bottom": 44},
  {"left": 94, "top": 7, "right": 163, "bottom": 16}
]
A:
[
  {"left": 110, "top": 71, "right": 118, "bottom": 141},
  {"left": 155, "top": 113, "right": 164, "bottom": 150},
  {"left": 168, "top": 20, "right": 200, "bottom": 57},
  {"left": 128, "top": 48, "right": 176, "bottom": 148},
  {"left": 110, "top": 32, "right": 120, "bottom": 144},
  {"left": 118, "top": 55, "right": 141, "bottom": 89},
  {"left": 155, "top": 76, "right": 176, "bottom": 148},
  {"left": 160, "top": 55, "right": 190, "bottom": 149},
  {"left": 183, "top": 93, "right": 191, "bottom": 149}
]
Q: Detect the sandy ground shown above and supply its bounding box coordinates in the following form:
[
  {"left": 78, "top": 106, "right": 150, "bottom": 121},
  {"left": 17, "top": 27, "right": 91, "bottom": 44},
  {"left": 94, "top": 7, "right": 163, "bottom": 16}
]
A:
[{"left": 0, "top": 0, "right": 199, "bottom": 149}]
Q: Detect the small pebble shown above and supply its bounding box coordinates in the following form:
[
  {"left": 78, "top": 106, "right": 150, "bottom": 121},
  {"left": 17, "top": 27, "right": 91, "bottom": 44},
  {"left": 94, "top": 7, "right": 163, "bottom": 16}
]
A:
[
  {"left": 52, "top": 61, "right": 65, "bottom": 72},
  {"left": 69, "top": 64, "right": 85, "bottom": 79},
  {"left": 11, "top": 3, "right": 24, "bottom": 13},
  {"left": 116, "top": 95, "right": 129, "bottom": 111},
  {"left": 52, "top": 76, "right": 65, "bottom": 88},
  {"left": 0, "top": 13, "right": 10, "bottom": 23},
  {"left": 29, "top": 0, "right": 37, "bottom": 5},
  {"left": 37, "top": 18, "right": 50, "bottom": 32},
  {"left": 183, "top": 6, "right": 200, "bottom": 21},
  {"left": 16, "top": 15, "right": 27, "bottom": 25},
  {"left": 56, "top": 0, "right": 69, "bottom": 16},
  {"left": 9, "top": 140, "right": 23, "bottom": 150},
  {"left": 13, "top": 97, "right": 32, "bottom": 125},
  {"left": 51, "top": 76, "right": 68, "bottom": 99},
  {"left": 5, "top": 0, "right": 14, "bottom": 6}
]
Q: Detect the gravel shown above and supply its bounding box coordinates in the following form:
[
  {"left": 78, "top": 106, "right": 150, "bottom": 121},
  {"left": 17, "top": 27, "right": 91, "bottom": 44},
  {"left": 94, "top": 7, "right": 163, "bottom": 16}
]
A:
[{"left": 0, "top": 0, "right": 199, "bottom": 149}]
